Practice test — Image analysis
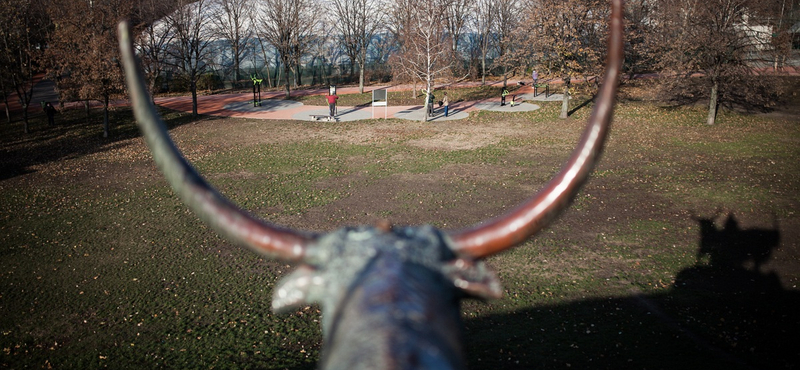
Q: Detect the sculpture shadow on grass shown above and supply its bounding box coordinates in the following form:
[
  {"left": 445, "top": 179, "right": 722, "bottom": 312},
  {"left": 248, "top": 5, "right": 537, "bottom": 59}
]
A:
[{"left": 463, "top": 213, "right": 797, "bottom": 370}]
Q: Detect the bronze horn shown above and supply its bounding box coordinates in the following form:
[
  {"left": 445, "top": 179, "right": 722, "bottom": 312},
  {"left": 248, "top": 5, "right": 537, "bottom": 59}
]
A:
[
  {"left": 448, "top": 0, "right": 624, "bottom": 258},
  {"left": 118, "top": 21, "right": 316, "bottom": 262}
]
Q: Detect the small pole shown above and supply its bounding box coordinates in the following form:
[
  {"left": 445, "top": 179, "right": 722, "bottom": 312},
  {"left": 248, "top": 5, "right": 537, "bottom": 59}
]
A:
[
  {"left": 257, "top": 80, "right": 261, "bottom": 106},
  {"left": 252, "top": 74, "right": 257, "bottom": 107}
]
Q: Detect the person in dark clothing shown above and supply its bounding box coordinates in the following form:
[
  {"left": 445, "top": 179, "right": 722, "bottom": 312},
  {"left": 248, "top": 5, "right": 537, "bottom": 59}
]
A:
[{"left": 44, "top": 102, "right": 56, "bottom": 125}]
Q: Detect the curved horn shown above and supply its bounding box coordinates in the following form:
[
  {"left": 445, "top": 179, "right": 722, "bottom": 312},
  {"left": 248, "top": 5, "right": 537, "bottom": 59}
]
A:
[
  {"left": 118, "top": 21, "right": 315, "bottom": 262},
  {"left": 448, "top": 0, "right": 624, "bottom": 258}
]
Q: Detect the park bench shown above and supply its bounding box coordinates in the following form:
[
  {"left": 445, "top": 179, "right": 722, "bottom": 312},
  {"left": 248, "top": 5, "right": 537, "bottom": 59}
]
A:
[
  {"left": 533, "top": 82, "right": 550, "bottom": 98},
  {"left": 310, "top": 114, "right": 337, "bottom": 122}
]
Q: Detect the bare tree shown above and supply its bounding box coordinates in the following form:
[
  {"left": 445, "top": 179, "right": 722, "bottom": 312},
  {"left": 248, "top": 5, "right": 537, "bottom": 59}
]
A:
[
  {"left": 654, "top": 0, "right": 780, "bottom": 124},
  {"left": 0, "top": 73, "right": 11, "bottom": 124},
  {"left": 472, "top": 0, "right": 497, "bottom": 85},
  {"left": 444, "top": 0, "right": 473, "bottom": 76},
  {"left": 768, "top": 0, "right": 791, "bottom": 71},
  {"left": 330, "top": 0, "right": 385, "bottom": 93},
  {"left": 211, "top": 0, "right": 254, "bottom": 88},
  {"left": 256, "top": 0, "right": 318, "bottom": 97},
  {"left": 248, "top": 12, "right": 275, "bottom": 88},
  {"left": 47, "top": 0, "right": 132, "bottom": 136},
  {"left": 768, "top": 0, "right": 800, "bottom": 71},
  {"left": 305, "top": 20, "right": 338, "bottom": 86},
  {"left": 495, "top": 0, "right": 521, "bottom": 87},
  {"left": 1, "top": 0, "right": 49, "bottom": 131},
  {"left": 518, "top": 0, "right": 607, "bottom": 119},
  {"left": 619, "top": 0, "right": 659, "bottom": 78},
  {"left": 389, "top": 0, "right": 455, "bottom": 121},
  {"left": 134, "top": 0, "right": 176, "bottom": 101},
  {"left": 165, "top": 0, "right": 214, "bottom": 116},
  {"left": 291, "top": 13, "right": 319, "bottom": 88}
]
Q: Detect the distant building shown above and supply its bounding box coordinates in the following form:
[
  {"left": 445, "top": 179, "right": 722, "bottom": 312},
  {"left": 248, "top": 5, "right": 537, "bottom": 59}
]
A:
[{"left": 736, "top": 14, "right": 773, "bottom": 51}]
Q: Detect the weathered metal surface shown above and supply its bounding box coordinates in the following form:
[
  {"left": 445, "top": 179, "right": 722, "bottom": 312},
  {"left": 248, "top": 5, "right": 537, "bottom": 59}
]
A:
[
  {"left": 273, "top": 225, "right": 498, "bottom": 369},
  {"left": 117, "top": 1, "right": 623, "bottom": 368}
]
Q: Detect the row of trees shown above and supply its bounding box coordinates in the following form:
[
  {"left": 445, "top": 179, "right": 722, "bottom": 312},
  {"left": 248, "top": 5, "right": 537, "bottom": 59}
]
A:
[
  {"left": 1, "top": 0, "right": 797, "bottom": 128},
  {"left": 1, "top": 0, "right": 50, "bottom": 133}
]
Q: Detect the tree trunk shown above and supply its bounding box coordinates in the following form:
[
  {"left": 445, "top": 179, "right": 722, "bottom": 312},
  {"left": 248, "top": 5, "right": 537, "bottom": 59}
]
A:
[
  {"left": 103, "top": 94, "right": 110, "bottom": 138},
  {"left": 22, "top": 104, "right": 29, "bottom": 134},
  {"left": 148, "top": 77, "right": 158, "bottom": 104},
  {"left": 422, "top": 91, "right": 430, "bottom": 122},
  {"left": 259, "top": 43, "right": 273, "bottom": 89},
  {"left": 84, "top": 100, "right": 90, "bottom": 122},
  {"left": 560, "top": 83, "right": 570, "bottom": 119},
  {"left": 191, "top": 79, "right": 199, "bottom": 116},
  {"left": 481, "top": 53, "right": 486, "bottom": 85},
  {"left": 422, "top": 80, "right": 432, "bottom": 123},
  {"left": 274, "top": 54, "right": 281, "bottom": 88},
  {"left": 283, "top": 63, "right": 291, "bottom": 98},
  {"left": 233, "top": 44, "right": 241, "bottom": 88},
  {"left": 2, "top": 95, "right": 10, "bottom": 123},
  {"left": 320, "top": 57, "right": 328, "bottom": 85},
  {"left": 311, "top": 58, "right": 318, "bottom": 86},
  {"left": 359, "top": 65, "right": 365, "bottom": 94},
  {"left": 1, "top": 82, "right": 11, "bottom": 123},
  {"left": 326, "top": 59, "right": 333, "bottom": 85},
  {"left": 707, "top": 79, "right": 718, "bottom": 125},
  {"left": 358, "top": 51, "right": 366, "bottom": 94}
]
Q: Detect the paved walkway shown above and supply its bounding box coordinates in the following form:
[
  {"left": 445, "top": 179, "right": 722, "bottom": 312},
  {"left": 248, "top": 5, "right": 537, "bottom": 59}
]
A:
[
  {"left": 154, "top": 82, "right": 564, "bottom": 122},
  {"left": 2, "top": 76, "right": 567, "bottom": 121},
  {"left": 6, "top": 64, "right": 799, "bottom": 120}
]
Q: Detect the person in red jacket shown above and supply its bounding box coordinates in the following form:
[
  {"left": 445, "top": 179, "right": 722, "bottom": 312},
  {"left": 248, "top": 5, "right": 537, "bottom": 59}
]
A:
[{"left": 326, "top": 93, "right": 339, "bottom": 117}]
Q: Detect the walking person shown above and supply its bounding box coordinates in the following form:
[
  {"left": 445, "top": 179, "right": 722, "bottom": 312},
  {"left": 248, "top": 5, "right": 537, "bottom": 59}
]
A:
[
  {"left": 44, "top": 102, "right": 56, "bottom": 126},
  {"left": 501, "top": 88, "right": 509, "bottom": 106},
  {"left": 326, "top": 92, "right": 338, "bottom": 117},
  {"left": 442, "top": 92, "right": 449, "bottom": 117},
  {"left": 427, "top": 90, "right": 435, "bottom": 115}
]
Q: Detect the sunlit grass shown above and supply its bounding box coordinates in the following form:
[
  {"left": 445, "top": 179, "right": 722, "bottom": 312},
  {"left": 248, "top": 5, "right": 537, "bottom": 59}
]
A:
[{"left": 1, "top": 84, "right": 798, "bottom": 369}]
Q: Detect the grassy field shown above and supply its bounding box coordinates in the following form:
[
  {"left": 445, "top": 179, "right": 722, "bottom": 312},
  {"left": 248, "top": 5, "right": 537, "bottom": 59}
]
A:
[{"left": 1, "top": 83, "right": 798, "bottom": 369}]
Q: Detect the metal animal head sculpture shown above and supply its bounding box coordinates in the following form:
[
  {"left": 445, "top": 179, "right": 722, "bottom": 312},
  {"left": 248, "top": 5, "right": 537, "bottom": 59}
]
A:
[{"left": 118, "top": 1, "right": 623, "bottom": 367}]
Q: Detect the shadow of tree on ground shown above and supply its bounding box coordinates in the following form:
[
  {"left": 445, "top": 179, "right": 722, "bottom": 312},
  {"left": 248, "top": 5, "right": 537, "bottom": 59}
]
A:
[{"left": 0, "top": 107, "right": 208, "bottom": 181}]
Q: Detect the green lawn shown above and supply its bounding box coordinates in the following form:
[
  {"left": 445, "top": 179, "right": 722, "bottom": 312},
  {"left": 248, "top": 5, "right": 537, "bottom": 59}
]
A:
[{"left": 1, "top": 88, "right": 798, "bottom": 369}]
